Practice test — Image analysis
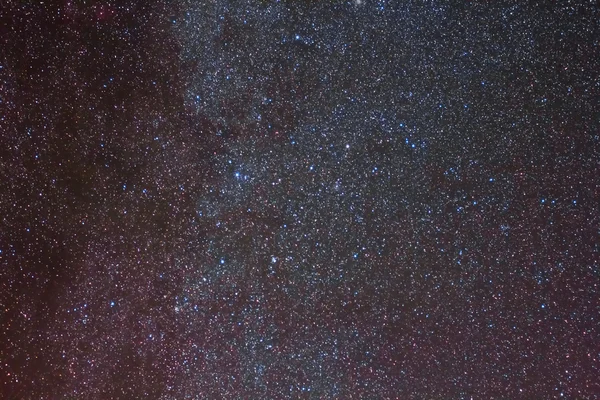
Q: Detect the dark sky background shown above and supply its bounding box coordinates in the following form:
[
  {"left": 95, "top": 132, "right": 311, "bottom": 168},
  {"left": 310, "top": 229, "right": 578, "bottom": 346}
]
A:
[{"left": 1, "top": 1, "right": 599, "bottom": 399}]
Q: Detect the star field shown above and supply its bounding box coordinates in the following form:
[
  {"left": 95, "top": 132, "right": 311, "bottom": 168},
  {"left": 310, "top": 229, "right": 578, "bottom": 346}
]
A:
[{"left": 1, "top": 1, "right": 599, "bottom": 399}]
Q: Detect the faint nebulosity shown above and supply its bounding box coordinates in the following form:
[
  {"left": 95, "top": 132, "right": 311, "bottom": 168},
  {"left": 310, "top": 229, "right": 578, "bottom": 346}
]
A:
[{"left": 1, "top": 1, "right": 599, "bottom": 399}]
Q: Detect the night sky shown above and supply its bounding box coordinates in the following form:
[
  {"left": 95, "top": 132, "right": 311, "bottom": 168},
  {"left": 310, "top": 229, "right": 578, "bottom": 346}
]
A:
[{"left": 1, "top": 1, "right": 599, "bottom": 399}]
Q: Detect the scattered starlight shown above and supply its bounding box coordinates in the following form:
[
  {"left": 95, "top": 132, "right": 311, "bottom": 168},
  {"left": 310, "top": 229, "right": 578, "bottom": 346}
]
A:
[{"left": 1, "top": 1, "right": 599, "bottom": 399}]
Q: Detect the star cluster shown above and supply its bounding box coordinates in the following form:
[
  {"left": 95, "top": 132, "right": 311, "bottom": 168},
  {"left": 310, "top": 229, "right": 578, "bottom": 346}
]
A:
[{"left": 1, "top": 1, "right": 599, "bottom": 399}]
